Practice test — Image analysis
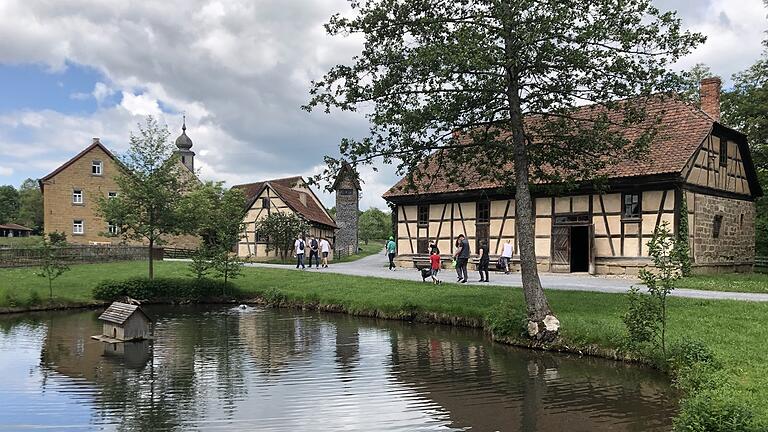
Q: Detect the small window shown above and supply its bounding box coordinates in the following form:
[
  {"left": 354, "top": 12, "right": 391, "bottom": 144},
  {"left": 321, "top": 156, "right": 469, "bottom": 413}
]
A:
[
  {"left": 261, "top": 198, "right": 270, "bottom": 209},
  {"left": 622, "top": 193, "right": 641, "bottom": 219},
  {"left": 339, "top": 188, "right": 353, "bottom": 196},
  {"left": 108, "top": 191, "right": 117, "bottom": 199},
  {"left": 256, "top": 233, "right": 269, "bottom": 243},
  {"left": 72, "top": 190, "right": 84, "bottom": 204},
  {"left": 73, "top": 220, "right": 84, "bottom": 235},
  {"left": 92, "top": 160, "right": 103, "bottom": 175},
  {"left": 477, "top": 201, "right": 490, "bottom": 223},
  {"left": 740, "top": 213, "right": 744, "bottom": 228},
  {"left": 417, "top": 238, "right": 429, "bottom": 254},
  {"left": 417, "top": 205, "right": 429, "bottom": 226},
  {"left": 108, "top": 222, "right": 119, "bottom": 235},
  {"left": 181, "top": 156, "right": 186, "bottom": 164},
  {"left": 719, "top": 138, "right": 727, "bottom": 167},
  {"left": 713, "top": 215, "right": 723, "bottom": 238}
]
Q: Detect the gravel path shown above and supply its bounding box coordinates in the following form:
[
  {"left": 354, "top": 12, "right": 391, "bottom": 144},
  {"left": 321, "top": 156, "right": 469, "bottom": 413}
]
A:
[{"left": 233, "top": 250, "right": 768, "bottom": 302}]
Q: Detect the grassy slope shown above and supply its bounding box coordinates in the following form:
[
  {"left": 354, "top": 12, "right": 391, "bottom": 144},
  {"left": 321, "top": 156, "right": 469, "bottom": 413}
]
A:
[
  {"left": 2, "top": 260, "right": 768, "bottom": 421},
  {"left": 678, "top": 273, "right": 768, "bottom": 294}
]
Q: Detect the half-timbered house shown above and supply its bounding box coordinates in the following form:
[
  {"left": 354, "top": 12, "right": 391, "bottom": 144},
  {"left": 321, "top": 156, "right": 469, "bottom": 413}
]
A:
[
  {"left": 383, "top": 78, "right": 763, "bottom": 275},
  {"left": 234, "top": 176, "right": 337, "bottom": 260}
]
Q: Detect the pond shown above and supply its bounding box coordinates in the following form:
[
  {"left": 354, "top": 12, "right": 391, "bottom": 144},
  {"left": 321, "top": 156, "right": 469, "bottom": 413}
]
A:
[{"left": 0, "top": 305, "right": 676, "bottom": 431}]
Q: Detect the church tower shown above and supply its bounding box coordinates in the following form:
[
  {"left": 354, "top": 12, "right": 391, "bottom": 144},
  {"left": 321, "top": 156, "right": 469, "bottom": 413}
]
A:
[
  {"left": 332, "top": 162, "right": 361, "bottom": 254},
  {"left": 174, "top": 115, "right": 195, "bottom": 172}
]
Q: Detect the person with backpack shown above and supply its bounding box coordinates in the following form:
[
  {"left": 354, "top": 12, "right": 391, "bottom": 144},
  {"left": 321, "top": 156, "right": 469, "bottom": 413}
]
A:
[
  {"left": 308, "top": 235, "right": 320, "bottom": 268},
  {"left": 294, "top": 235, "right": 306, "bottom": 269},
  {"left": 386, "top": 236, "right": 397, "bottom": 270}
]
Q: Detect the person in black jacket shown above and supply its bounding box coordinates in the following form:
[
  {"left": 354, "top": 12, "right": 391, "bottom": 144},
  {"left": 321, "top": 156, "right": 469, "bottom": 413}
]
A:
[
  {"left": 478, "top": 240, "right": 490, "bottom": 283},
  {"left": 308, "top": 236, "right": 320, "bottom": 268}
]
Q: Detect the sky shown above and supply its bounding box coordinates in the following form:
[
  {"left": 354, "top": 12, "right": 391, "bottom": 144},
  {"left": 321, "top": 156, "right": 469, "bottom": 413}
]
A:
[{"left": 0, "top": 0, "right": 766, "bottom": 210}]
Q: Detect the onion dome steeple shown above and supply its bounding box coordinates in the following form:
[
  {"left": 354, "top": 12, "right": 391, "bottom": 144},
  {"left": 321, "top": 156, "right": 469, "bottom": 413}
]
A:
[{"left": 174, "top": 114, "right": 195, "bottom": 172}]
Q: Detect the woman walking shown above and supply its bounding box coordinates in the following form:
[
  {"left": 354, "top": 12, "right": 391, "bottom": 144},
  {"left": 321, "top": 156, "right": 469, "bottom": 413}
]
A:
[
  {"left": 386, "top": 236, "right": 397, "bottom": 270},
  {"left": 478, "top": 240, "right": 490, "bottom": 283}
]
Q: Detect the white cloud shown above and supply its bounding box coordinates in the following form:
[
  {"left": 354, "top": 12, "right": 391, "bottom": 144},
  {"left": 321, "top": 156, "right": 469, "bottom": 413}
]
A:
[
  {"left": 0, "top": 166, "right": 13, "bottom": 176},
  {"left": 119, "top": 92, "right": 162, "bottom": 116}
]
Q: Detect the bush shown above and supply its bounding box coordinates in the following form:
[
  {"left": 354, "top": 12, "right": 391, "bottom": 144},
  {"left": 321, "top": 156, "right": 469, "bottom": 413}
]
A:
[
  {"left": 485, "top": 300, "right": 526, "bottom": 339},
  {"left": 668, "top": 339, "right": 717, "bottom": 370},
  {"left": 674, "top": 389, "right": 761, "bottom": 432},
  {"left": 93, "top": 277, "right": 238, "bottom": 301}
]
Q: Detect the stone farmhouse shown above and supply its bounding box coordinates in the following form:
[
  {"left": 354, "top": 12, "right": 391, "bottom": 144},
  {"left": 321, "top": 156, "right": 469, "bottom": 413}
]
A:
[
  {"left": 383, "top": 78, "right": 763, "bottom": 275},
  {"left": 39, "top": 121, "right": 200, "bottom": 248},
  {"left": 233, "top": 176, "right": 338, "bottom": 260}
]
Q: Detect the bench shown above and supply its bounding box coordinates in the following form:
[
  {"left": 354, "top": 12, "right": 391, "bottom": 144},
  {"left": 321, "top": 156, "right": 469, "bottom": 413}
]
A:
[{"left": 412, "top": 256, "right": 520, "bottom": 271}]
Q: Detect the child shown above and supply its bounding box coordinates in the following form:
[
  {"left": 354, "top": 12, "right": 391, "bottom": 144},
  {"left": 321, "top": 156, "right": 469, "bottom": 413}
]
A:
[{"left": 429, "top": 249, "right": 442, "bottom": 285}]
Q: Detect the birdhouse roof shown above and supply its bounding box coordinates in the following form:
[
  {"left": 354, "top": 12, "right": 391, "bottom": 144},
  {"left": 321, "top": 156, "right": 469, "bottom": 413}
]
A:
[{"left": 98, "top": 302, "right": 152, "bottom": 325}]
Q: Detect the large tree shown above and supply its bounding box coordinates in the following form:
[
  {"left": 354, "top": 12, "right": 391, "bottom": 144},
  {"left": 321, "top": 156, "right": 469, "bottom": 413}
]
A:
[
  {"left": 253, "top": 213, "right": 310, "bottom": 261},
  {"left": 0, "top": 185, "right": 20, "bottom": 224},
  {"left": 359, "top": 207, "right": 391, "bottom": 244},
  {"left": 17, "top": 178, "right": 44, "bottom": 233},
  {"left": 306, "top": 0, "right": 703, "bottom": 339},
  {"left": 97, "top": 116, "right": 191, "bottom": 279}
]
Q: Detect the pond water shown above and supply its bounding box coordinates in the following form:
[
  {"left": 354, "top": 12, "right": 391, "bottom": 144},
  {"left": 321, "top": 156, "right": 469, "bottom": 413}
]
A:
[{"left": 0, "top": 305, "right": 676, "bottom": 431}]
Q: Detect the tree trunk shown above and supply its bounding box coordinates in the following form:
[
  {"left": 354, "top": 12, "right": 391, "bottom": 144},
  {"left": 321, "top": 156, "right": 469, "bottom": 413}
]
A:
[
  {"left": 504, "top": 51, "right": 559, "bottom": 342},
  {"left": 49, "top": 277, "right": 53, "bottom": 300},
  {"left": 148, "top": 238, "right": 154, "bottom": 280}
]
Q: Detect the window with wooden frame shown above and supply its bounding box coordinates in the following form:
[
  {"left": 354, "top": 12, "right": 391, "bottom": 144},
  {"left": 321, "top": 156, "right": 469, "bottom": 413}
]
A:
[
  {"left": 713, "top": 215, "right": 723, "bottom": 238},
  {"left": 261, "top": 198, "right": 270, "bottom": 209},
  {"left": 417, "top": 238, "right": 429, "bottom": 254},
  {"left": 417, "top": 205, "right": 429, "bottom": 227},
  {"left": 622, "top": 192, "right": 641, "bottom": 220},
  {"left": 719, "top": 138, "right": 728, "bottom": 167},
  {"left": 476, "top": 201, "right": 490, "bottom": 223}
]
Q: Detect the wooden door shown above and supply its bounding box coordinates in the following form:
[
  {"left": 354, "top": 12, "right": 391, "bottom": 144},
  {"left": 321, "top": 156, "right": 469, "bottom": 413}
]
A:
[
  {"left": 551, "top": 226, "right": 570, "bottom": 272},
  {"left": 589, "top": 224, "right": 596, "bottom": 275}
]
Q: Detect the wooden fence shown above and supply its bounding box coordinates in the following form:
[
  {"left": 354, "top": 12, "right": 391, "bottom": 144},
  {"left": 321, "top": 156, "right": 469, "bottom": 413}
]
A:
[
  {"left": 0, "top": 246, "right": 161, "bottom": 268},
  {"left": 756, "top": 256, "right": 768, "bottom": 274},
  {"left": 163, "top": 247, "right": 196, "bottom": 259}
]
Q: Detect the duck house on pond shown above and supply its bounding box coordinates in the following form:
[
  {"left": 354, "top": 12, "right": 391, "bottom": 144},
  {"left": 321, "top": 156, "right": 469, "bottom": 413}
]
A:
[{"left": 94, "top": 302, "right": 152, "bottom": 342}]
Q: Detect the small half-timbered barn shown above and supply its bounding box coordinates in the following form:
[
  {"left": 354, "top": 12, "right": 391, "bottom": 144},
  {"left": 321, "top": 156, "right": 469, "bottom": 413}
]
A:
[
  {"left": 97, "top": 302, "right": 152, "bottom": 341},
  {"left": 383, "top": 78, "right": 763, "bottom": 275},
  {"left": 234, "top": 176, "right": 337, "bottom": 260}
]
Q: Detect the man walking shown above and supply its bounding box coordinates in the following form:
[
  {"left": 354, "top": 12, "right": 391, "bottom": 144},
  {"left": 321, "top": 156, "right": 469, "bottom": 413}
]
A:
[
  {"left": 294, "top": 235, "right": 306, "bottom": 269},
  {"left": 453, "top": 234, "right": 470, "bottom": 283},
  {"left": 386, "top": 236, "right": 397, "bottom": 270},
  {"left": 320, "top": 237, "right": 331, "bottom": 268},
  {"left": 308, "top": 235, "right": 320, "bottom": 268}
]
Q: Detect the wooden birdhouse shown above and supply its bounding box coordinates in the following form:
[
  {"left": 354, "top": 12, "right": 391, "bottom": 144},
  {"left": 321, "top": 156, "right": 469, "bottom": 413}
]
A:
[{"left": 94, "top": 302, "right": 152, "bottom": 342}]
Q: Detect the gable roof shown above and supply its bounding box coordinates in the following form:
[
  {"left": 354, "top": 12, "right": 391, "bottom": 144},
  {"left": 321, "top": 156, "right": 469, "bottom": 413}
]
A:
[
  {"left": 98, "top": 302, "right": 152, "bottom": 325},
  {"left": 0, "top": 223, "right": 32, "bottom": 231},
  {"left": 331, "top": 162, "right": 361, "bottom": 191},
  {"left": 232, "top": 177, "right": 337, "bottom": 228},
  {"left": 40, "top": 140, "right": 119, "bottom": 188},
  {"left": 383, "top": 96, "right": 752, "bottom": 199}
]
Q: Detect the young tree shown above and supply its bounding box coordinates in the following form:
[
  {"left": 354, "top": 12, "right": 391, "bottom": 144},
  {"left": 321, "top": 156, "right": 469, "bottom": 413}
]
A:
[
  {"left": 305, "top": 0, "right": 703, "bottom": 339},
  {"left": 254, "top": 213, "right": 310, "bottom": 261},
  {"left": 679, "top": 63, "right": 717, "bottom": 104},
  {"left": 36, "top": 232, "right": 69, "bottom": 300},
  {"left": 97, "top": 116, "right": 192, "bottom": 280},
  {"left": 359, "top": 207, "right": 391, "bottom": 244},
  {"left": 17, "top": 179, "right": 44, "bottom": 233},
  {"left": 0, "top": 185, "right": 20, "bottom": 224}
]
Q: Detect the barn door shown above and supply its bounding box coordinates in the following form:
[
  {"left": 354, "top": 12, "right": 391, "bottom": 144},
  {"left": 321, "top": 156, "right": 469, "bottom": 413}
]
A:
[{"left": 551, "top": 226, "right": 570, "bottom": 273}]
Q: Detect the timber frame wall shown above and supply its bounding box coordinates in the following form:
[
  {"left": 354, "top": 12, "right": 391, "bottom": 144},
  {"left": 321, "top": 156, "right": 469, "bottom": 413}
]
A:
[{"left": 388, "top": 130, "right": 759, "bottom": 275}]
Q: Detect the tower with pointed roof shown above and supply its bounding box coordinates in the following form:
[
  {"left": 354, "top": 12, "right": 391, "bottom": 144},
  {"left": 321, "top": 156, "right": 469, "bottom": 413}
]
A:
[
  {"left": 174, "top": 115, "right": 195, "bottom": 172},
  {"left": 332, "top": 162, "right": 361, "bottom": 255}
]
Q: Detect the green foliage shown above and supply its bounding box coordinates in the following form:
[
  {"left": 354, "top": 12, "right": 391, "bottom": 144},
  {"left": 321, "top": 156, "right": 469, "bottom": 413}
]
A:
[
  {"left": 679, "top": 63, "right": 717, "bottom": 104},
  {"left": 667, "top": 338, "right": 717, "bottom": 372},
  {"left": 96, "top": 116, "right": 194, "bottom": 279},
  {"left": 35, "top": 232, "right": 70, "bottom": 299},
  {"left": 189, "top": 246, "right": 213, "bottom": 280},
  {"left": 674, "top": 390, "right": 761, "bottom": 432},
  {"left": 677, "top": 193, "right": 692, "bottom": 277},
  {"left": 0, "top": 185, "right": 20, "bottom": 224},
  {"left": 359, "top": 207, "right": 391, "bottom": 244},
  {"left": 16, "top": 178, "right": 43, "bottom": 233},
  {"left": 253, "top": 212, "right": 310, "bottom": 260},
  {"left": 263, "top": 287, "right": 287, "bottom": 305},
  {"left": 625, "top": 222, "right": 686, "bottom": 357},
  {"left": 485, "top": 300, "right": 526, "bottom": 338},
  {"left": 92, "top": 277, "right": 237, "bottom": 301}
]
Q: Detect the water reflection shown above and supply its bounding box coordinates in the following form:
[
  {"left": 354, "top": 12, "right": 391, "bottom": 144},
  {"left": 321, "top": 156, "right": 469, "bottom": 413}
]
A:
[{"left": 0, "top": 306, "right": 676, "bottom": 431}]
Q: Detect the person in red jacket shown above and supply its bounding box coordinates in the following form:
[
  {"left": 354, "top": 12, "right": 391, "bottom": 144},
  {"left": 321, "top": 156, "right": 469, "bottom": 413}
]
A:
[{"left": 429, "top": 249, "right": 442, "bottom": 285}]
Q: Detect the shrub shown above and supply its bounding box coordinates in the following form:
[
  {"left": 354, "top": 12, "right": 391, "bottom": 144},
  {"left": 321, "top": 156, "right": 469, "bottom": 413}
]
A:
[
  {"left": 485, "top": 300, "right": 526, "bottom": 339},
  {"left": 674, "top": 389, "right": 760, "bottom": 432},
  {"left": 93, "top": 278, "right": 238, "bottom": 301},
  {"left": 263, "top": 288, "right": 287, "bottom": 305}
]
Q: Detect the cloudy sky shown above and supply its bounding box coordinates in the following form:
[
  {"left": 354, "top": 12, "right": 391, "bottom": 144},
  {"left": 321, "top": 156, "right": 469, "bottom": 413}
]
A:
[{"left": 0, "top": 0, "right": 766, "bottom": 210}]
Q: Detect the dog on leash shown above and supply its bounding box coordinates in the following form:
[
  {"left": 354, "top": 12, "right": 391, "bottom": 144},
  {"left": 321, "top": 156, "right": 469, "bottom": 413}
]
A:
[{"left": 420, "top": 268, "right": 432, "bottom": 282}]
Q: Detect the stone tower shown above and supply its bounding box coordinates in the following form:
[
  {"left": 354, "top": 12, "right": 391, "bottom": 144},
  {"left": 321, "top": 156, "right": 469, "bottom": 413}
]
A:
[
  {"left": 332, "top": 162, "right": 361, "bottom": 254},
  {"left": 174, "top": 115, "right": 195, "bottom": 172}
]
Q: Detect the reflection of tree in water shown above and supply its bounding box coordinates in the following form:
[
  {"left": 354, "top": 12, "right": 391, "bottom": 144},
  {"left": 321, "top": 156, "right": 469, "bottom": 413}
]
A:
[
  {"left": 385, "top": 321, "right": 676, "bottom": 432},
  {"left": 333, "top": 315, "right": 360, "bottom": 378},
  {"left": 36, "top": 306, "right": 251, "bottom": 431}
]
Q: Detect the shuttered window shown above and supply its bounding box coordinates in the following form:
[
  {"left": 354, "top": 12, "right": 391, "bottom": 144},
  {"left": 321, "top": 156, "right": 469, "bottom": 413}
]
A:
[
  {"left": 417, "top": 205, "right": 429, "bottom": 227},
  {"left": 622, "top": 193, "right": 641, "bottom": 219}
]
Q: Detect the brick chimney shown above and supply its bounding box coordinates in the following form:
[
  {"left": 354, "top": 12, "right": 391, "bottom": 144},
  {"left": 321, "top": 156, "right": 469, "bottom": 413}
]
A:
[
  {"left": 92, "top": 137, "right": 101, "bottom": 144},
  {"left": 700, "top": 77, "right": 721, "bottom": 121}
]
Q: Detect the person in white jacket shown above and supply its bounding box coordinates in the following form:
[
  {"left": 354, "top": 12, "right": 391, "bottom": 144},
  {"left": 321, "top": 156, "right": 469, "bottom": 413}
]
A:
[
  {"left": 319, "top": 237, "right": 332, "bottom": 268},
  {"left": 501, "top": 239, "right": 513, "bottom": 274}
]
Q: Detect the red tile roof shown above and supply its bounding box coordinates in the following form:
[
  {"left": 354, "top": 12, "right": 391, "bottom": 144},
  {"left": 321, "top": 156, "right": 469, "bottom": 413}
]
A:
[
  {"left": 232, "top": 177, "right": 337, "bottom": 228},
  {"left": 384, "top": 96, "right": 715, "bottom": 198}
]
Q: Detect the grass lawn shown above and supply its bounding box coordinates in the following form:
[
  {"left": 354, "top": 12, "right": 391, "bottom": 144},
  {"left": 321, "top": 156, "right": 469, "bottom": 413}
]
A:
[
  {"left": 2, "top": 259, "right": 768, "bottom": 426},
  {"left": 678, "top": 273, "right": 768, "bottom": 294},
  {"left": 260, "top": 239, "right": 386, "bottom": 265},
  {"left": 0, "top": 235, "right": 42, "bottom": 248}
]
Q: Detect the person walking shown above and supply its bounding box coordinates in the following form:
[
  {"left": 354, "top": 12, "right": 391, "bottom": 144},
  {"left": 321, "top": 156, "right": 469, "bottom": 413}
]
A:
[
  {"left": 386, "top": 236, "right": 397, "bottom": 270},
  {"left": 308, "top": 235, "right": 320, "bottom": 268},
  {"left": 453, "top": 234, "right": 470, "bottom": 283},
  {"left": 294, "top": 235, "right": 306, "bottom": 269},
  {"left": 478, "top": 239, "right": 490, "bottom": 283},
  {"left": 320, "top": 237, "right": 331, "bottom": 268},
  {"left": 501, "top": 239, "right": 513, "bottom": 274},
  {"left": 429, "top": 249, "right": 442, "bottom": 285}
]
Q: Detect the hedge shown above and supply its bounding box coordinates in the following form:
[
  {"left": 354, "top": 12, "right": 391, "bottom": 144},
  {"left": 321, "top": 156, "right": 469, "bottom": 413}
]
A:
[{"left": 93, "top": 277, "right": 239, "bottom": 302}]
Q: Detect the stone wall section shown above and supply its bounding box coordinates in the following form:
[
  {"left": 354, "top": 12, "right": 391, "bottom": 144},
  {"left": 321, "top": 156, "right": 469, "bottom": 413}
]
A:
[
  {"left": 334, "top": 176, "right": 359, "bottom": 254},
  {"left": 692, "top": 193, "right": 755, "bottom": 269}
]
